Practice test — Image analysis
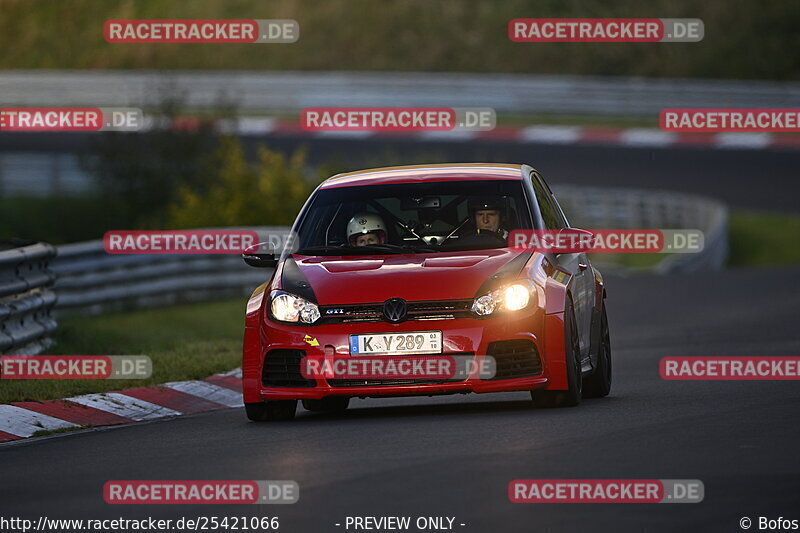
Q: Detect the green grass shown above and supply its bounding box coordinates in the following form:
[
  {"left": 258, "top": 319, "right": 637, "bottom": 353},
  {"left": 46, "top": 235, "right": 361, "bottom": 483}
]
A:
[
  {"left": 729, "top": 211, "right": 800, "bottom": 267},
  {"left": 0, "top": 0, "right": 797, "bottom": 80},
  {"left": 590, "top": 252, "right": 669, "bottom": 270},
  {"left": 0, "top": 299, "right": 245, "bottom": 403},
  {"left": 31, "top": 425, "right": 89, "bottom": 438},
  {"left": 593, "top": 211, "right": 800, "bottom": 271}
]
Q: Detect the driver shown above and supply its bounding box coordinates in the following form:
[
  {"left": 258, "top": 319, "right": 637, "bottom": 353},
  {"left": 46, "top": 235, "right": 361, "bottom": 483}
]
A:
[
  {"left": 346, "top": 213, "right": 387, "bottom": 247},
  {"left": 466, "top": 197, "right": 509, "bottom": 242}
]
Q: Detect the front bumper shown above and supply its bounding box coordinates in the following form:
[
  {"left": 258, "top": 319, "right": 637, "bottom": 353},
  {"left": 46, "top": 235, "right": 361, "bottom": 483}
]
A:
[
  {"left": 260, "top": 376, "right": 549, "bottom": 400},
  {"left": 244, "top": 307, "right": 553, "bottom": 402}
]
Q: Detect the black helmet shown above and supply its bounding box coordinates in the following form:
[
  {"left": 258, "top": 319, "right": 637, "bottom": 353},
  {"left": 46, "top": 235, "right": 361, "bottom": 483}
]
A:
[{"left": 468, "top": 196, "right": 506, "bottom": 212}]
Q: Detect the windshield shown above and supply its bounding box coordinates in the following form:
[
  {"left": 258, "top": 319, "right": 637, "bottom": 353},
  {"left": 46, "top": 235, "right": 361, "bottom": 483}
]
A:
[{"left": 290, "top": 179, "right": 534, "bottom": 256}]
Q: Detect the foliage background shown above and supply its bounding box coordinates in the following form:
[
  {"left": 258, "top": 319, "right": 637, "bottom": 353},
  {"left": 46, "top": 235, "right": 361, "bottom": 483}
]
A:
[{"left": 0, "top": 0, "right": 797, "bottom": 80}]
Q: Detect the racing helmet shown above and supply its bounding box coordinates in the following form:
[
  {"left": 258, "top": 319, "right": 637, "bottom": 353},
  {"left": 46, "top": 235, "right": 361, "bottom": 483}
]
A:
[
  {"left": 346, "top": 212, "right": 387, "bottom": 245},
  {"left": 468, "top": 196, "right": 508, "bottom": 225},
  {"left": 467, "top": 196, "right": 506, "bottom": 213},
  {"left": 466, "top": 196, "right": 510, "bottom": 237}
]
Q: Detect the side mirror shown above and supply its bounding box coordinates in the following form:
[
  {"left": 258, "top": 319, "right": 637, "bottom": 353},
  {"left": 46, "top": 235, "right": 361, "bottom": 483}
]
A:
[
  {"left": 242, "top": 242, "right": 278, "bottom": 268},
  {"left": 562, "top": 227, "right": 593, "bottom": 238},
  {"left": 555, "top": 227, "right": 594, "bottom": 255}
]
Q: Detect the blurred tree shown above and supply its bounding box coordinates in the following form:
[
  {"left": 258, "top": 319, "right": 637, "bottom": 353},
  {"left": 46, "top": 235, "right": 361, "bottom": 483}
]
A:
[
  {"left": 167, "top": 136, "right": 315, "bottom": 228},
  {"left": 81, "top": 96, "right": 224, "bottom": 230}
]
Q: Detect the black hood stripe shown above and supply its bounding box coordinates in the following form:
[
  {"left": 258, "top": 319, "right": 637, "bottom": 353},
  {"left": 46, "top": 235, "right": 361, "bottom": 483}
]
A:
[
  {"left": 280, "top": 257, "right": 317, "bottom": 302},
  {"left": 474, "top": 252, "right": 532, "bottom": 297}
]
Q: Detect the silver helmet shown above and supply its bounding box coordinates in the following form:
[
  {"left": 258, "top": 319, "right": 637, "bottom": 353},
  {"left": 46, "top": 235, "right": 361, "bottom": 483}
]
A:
[{"left": 346, "top": 213, "right": 386, "bottom": 245}]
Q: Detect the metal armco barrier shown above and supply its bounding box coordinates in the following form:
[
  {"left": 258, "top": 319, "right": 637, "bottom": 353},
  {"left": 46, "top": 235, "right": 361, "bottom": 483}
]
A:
[
  {"left": 1, "top": 70, "right": 798, "bottom": 117},
  {"left": 553, "top": 185, "right": 728, "bottom": 274},
  {"left": 51, "top": 227, "right": 291, "bottom": 316},
  {"left": 0, "top": 240, "right": 58, "bottom": 355}
]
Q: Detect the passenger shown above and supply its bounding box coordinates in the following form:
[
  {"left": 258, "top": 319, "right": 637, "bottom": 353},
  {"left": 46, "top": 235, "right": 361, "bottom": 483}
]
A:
[{"left": 346, "top": 213, "right": 387, "bottom": 246}]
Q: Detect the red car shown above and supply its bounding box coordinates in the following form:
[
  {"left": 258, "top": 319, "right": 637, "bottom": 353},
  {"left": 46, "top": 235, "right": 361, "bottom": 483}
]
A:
[{"left": 241, "top": 164, "right": 611, "bottom": 421}]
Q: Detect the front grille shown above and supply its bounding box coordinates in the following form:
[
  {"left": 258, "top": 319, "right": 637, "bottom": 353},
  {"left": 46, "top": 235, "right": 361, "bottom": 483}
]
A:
[
  {"left": 318, "top": 299, "right": 473, "bottom": 324},
  {"left": 328, "top": 352, "right": 473, "bottom": 387},
  {"left": 262, "top": 349, "right": 316, "bottom": 387},
  {"left": 407, "top": 300, "right": 473, "bottom": 321},
  {"left": 484, "top": 340, "right": 542, "bottom": 380}
]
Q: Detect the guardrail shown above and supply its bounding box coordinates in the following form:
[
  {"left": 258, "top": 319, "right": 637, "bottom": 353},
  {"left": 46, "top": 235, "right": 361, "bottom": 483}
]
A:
[
  {"left": 0, "top": 240, "right": 57, "bottom": 355},
  {"left": 553, "top": 185, "right": 728, "bottom": 274},
  {"left": 1, "top": 70, "right": 799, "bottom": 116},
  {"left": 51, "top": 228, "right": 290, "bottom": 316}
]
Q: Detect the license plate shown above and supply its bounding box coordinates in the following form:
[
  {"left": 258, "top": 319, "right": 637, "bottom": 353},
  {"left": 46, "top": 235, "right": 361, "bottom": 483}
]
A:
[{"left": 349, "top": 331, "right": 442, "bottom": 356}]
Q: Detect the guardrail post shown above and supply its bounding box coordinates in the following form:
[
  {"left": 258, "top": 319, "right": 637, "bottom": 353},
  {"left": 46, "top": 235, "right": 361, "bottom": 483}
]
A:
[{"left": 0, "top": 239, "right": 58, "bottom": 355}]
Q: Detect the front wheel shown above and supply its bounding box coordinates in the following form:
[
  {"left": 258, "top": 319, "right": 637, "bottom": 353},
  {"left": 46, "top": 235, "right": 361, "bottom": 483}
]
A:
[
  {"left": 245, "top": 400, "right": 297, "bottom": 422},
  {"left": 531, "top": 300, "right": 582, "bottom": 408},
  {"left": 583, "top": 303, "right": 612, "bottom": 398}
]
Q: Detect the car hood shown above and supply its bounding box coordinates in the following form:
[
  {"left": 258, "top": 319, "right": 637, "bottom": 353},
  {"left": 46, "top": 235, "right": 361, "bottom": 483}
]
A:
[{"left": 286, "top": 249, "right": 527, "bottom": 304}]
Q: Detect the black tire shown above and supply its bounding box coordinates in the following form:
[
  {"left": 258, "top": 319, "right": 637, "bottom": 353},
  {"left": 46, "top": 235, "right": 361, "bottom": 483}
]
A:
[
  {"left": 583, "top": 303, "right": 612, "bottom": 398},
  {"left": 245, "top": 400, "right": 297, "bottom": 422},
  {"left": 302, "top": 397, "right": 350, "bottom": 412},
  {"left": 531, "top": 300, "right": 582, "bottom": 408}
]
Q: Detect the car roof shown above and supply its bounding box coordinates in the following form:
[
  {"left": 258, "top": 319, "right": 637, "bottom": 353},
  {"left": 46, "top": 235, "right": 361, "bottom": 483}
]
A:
[{"left": 320, "top": 163, "right": 524, "bottom": 189}]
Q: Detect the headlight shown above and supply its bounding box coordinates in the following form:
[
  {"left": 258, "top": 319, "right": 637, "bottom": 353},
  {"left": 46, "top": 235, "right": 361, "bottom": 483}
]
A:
[
  {"left": 472, "top": 292, "right": 499, "bottom": 316},
  {"left": 471, "top": 280, "right": 535, "bottom": 316},
  {"left": 269, "top": 291, "right": 320, "bottom": 324},
  {"left": 503, "top": 284, "right": 530, "bottom": 311}
]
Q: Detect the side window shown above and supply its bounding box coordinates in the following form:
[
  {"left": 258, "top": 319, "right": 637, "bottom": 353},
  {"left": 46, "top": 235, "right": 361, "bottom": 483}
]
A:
[
  {"left": 540, "top": 173, "right": 569, "bottom": 228},
  {"left": 530, "top": 172, "right": 564, "bottom": 229}
]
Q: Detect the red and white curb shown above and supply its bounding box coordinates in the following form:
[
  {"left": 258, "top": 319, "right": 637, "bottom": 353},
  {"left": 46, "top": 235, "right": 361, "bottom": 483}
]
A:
[
  {"left": 0, "top": 368, "right": 243, "bottom": 444},
  {"left": 159, "top": 117, "right": 800, "bottom": 151}
]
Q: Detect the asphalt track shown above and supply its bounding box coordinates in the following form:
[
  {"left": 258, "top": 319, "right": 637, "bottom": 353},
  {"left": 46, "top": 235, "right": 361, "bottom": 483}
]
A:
[{"left": 2, "top": 265, "right": 799, "bottom": 533}]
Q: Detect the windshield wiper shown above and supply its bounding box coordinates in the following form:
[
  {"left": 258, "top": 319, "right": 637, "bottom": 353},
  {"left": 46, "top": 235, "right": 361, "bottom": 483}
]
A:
[
  {"left": 356, "top": 243, "right": 443, "bottom": 254},
  {"left": 295, "top": 243, "right": 439, "bottom": 256},
  {"left": 353, "top": 244, "right": 421, "bottom": 254},
  {"left": 295, "top": 244, "right": 406, "bottom": 255},
  {"left": 294, "top": 245, "right": 361, "bottom": 255}
]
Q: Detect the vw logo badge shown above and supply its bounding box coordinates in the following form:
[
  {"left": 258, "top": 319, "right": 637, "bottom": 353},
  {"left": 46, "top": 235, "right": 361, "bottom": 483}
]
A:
[{"left": 383, "top": 298, "right": 407, "bottom": 323}]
